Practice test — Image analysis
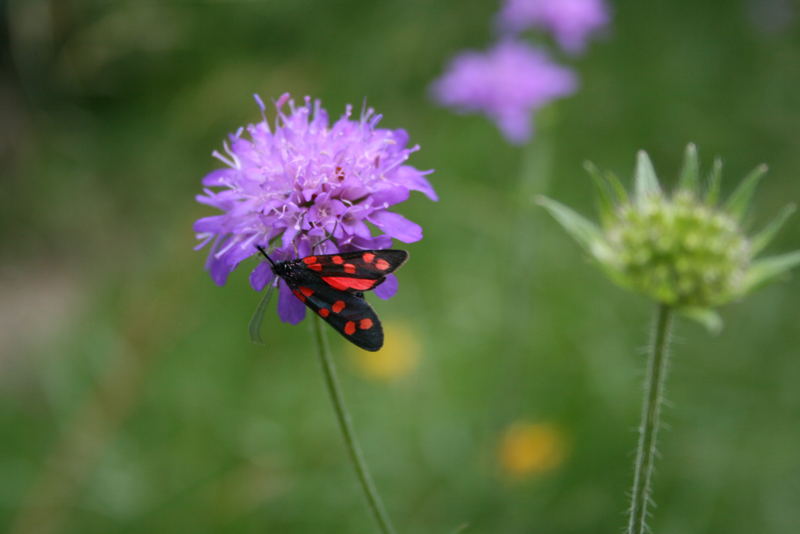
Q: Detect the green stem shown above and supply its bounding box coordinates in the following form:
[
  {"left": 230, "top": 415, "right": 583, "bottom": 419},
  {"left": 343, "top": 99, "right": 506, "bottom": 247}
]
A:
[
  {"left": 311, "top": 316, "right": 397, "bottom": 534},
  {"left": 627, "top": 304, "right": 673, "bottom": 534}
]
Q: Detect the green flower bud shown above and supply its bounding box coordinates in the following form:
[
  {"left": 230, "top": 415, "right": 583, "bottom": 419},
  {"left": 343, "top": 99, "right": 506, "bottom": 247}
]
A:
[
  {"left": 605, "top": 190, "right": 748, "bottom": 308},
  {"left": 539, "top": 144, "right": 800, "bottom": 331}
]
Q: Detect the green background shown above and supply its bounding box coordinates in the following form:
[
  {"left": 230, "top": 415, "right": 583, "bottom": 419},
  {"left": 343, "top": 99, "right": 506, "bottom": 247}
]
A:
[{"left": 2, "top": 0, "right": 799, "bottom": 533}]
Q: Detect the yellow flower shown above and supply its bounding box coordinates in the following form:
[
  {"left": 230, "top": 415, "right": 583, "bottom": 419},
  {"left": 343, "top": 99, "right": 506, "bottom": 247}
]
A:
[
  {"left": 348, "top": 320, "right": 421, "bottom": 381},
  {"left": 498, "top": 422, "right": 567, "bottom": 479}
]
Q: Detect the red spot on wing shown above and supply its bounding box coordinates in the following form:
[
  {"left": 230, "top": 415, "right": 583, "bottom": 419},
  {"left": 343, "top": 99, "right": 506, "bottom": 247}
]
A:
[
  {"left": 292, "top": 290, "right": 307, "bottom": 303},
  {"left": 299, "top": 287, "right": 314, "bottom": 297},
  {"left": 375, "top": 258, "right": 390, "bottom": 271},
  {"left": 344, "top": 321, "right": 356, "bottom": 335},
  {"left": 323, "top": 276, "right": 377, "bottom": 291},
  {"left": 319, "top": 308, "right": 330, "bottom": 318},
  {"left": 302, "top": 256, "right": 317, "bottom": 265},
  {"left": 344, "top": 263, "right": 356, "bottom": 274},
  {"left": 359, "top": 318, "right": 374, "bottom": 330},
  {"left": 308, "top": 263, "right": 323, "bottom": 271},
  {"left": 362, "top": 252, "right": 375, "bottom": 264},
  {"left": 332, "top": 301, "right": 346, "bottom": 314},
  {"left": 332, "top": 255, "right": 344, "bottom": 264}
]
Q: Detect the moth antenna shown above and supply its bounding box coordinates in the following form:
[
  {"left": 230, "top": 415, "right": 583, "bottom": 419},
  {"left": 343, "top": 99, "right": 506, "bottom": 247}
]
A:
[{"left": 255, "top": 245, "right": 277, "bottom": 267}]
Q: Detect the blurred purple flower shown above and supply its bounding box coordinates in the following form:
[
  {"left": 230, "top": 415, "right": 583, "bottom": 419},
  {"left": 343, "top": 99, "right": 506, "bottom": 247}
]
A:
[
  {"left": 430, "top": 40, "right": 577, "bottom": 144},
  {"left": 194, "top": 93, "right": 436, "bottom": 323},
  {"left": 497, "top": 0, "right": 610, "bottom": 54}
]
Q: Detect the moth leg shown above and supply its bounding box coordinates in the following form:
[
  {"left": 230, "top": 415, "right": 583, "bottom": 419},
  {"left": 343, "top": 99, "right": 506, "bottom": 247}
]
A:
[{"left": 312, "top": 220, "right": 341, "bottom": 253}]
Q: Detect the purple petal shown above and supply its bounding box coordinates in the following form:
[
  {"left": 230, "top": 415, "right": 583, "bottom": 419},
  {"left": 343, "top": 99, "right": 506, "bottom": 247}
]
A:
[
  {"left": 345, "top": 218, "right": 372, "bottom": 239},
  {"left": 290, "top": 238, "right": 312, "bottom": 258},
  {"left": 374, "top": 273, "right": 398, "bottom": 300},
  {"left": 371, "top": 186, "right": 411, "bottom": 207},
  {"left": 193, "top": 215, "right": 226, "bottom": 233},
  {"left": 202, "top": 168, "right": 236, "bottom": 186},
  {"left": 338, "top": 183, "right": 371, "bottom": 202},
  {"left": 281, "top": 224, "right": 300, "bottom": 247},
  {"left": 278, "top": 281, "right": 307, "bottom": 324},
  {"left": 349, "top": 234, "right": 394, "bottom": 250},
  {"left": 202, "top": 236, "right": 230, "bottom": 285},
  {"left": 249, "top": 261, "right": 275, "bottom": 291},
  {"left": 394, "top": 166, "right": 439, "bottom": 201},
  {"left": 368, "top": 211, "right": 423, "bottom": 243},
  {"left": 207, "top": 254, "right": 233, "bottom": 286},
  {"left": 496, "top": 112, "right": 534, "bottom": 145},
  {"left": 314, "top": 239, "right": 339, "bottom": 255},
  {"left": 390, "top": 128, "right": 410, "bottom": 147},
  {"left": 208, "top": 239, "right": 256, "bottom": 287},
  {"left": 272, "top": 244, "right": 297, "bottom": 262}
]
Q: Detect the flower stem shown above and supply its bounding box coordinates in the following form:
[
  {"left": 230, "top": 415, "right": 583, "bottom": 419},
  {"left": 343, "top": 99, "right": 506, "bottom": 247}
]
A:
[
  {"left": 311, "top": 316, "right": 397, "bottom": 534},
  {"left": 627, "top": 303, "right": 673, "bottom": 534}
]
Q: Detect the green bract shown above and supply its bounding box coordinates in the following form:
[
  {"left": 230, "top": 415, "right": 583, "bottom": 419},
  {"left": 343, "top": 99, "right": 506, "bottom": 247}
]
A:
[{"left": 539, "top": 144, "right": 800, "bottom": 331}]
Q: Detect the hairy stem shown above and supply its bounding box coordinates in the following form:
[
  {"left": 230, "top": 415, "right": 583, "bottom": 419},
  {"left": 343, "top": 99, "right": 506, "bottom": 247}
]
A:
[
  {"left": 627, "top": 304, "right": 673, "bottom": 534},
  {"left": 311, "top": 316, "right": 396, "bottom": 534}
]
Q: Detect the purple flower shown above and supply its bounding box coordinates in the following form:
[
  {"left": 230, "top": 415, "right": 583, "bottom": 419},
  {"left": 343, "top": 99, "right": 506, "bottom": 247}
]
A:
[
  {"left": 194, "top": 94, "right": 437, "bottom": 323},
  {"left": 497, "top": 0, "right": 610, "bottom": 54},
  {"left": 430, "top": 40, "right": 577, "bottom": 144}
]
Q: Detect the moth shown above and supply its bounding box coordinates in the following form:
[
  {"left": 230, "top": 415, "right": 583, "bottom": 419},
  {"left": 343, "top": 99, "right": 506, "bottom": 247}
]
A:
[{"left": 252, "top": 247, "right": 408, "bottom": 351}]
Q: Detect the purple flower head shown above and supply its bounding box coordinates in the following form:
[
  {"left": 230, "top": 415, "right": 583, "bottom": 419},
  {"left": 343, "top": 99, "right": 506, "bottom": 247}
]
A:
[
  {"left": 430, "top": 40, "right": 577, "bottom": 144},
  {"left": 497, "top": 0, "right": 610, "bottom": 54},
  {"left": 194, "top": 94, "right": 437, "bottom": 323}
]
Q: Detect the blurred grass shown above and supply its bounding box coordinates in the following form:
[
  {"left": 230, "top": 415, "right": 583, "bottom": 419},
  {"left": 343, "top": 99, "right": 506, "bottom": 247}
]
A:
[{"left": 2, "top": 0, "right": 800, "bottom": 533}]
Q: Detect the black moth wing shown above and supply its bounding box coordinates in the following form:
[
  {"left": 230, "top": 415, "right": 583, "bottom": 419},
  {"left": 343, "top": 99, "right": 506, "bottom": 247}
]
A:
[
  {"left": 298, "top": 249, "right": 408, "bottom": 293},
  {"left": 288, "top": 278, "right": 383, "bottom": 351}
]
